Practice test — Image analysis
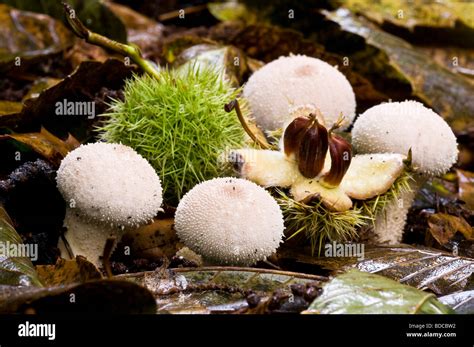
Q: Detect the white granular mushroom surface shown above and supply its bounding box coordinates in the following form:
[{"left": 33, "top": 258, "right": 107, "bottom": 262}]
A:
[
  {"left": 175, "top": 177, "right": 285, "bottom": 266},
  {"left": 57, "top": 142, "right": 163, "bottom": 227},
  {"left": 62, "top": 208, "right": 126, "bottom": 266},
  {"left": 352, "top": 101, "right": 458, "bottom": 176},
  {"left": 243, "top": 55, "right": 356, "bottom": 131}
]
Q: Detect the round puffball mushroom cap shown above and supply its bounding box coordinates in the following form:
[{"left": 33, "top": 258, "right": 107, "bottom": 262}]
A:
[
  {"left": 175, "top": 177, "right": 285, "bottom": 266},
  {"left": 57, "top": 143, "right": 163, "bottom": 227},
  {"left": 352, "top": 101, "right": 458, "bottom": 176},
  {"left": 243, "top": 55, "right": 356, "bottom": 132}
]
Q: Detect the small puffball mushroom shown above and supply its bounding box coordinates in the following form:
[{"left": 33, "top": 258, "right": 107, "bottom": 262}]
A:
[
  {"left": 352, "top": 101, "right": 458, "bottom": 244},
  {"left": 352, "top": 100, "right": 458, "bottom": 176},
  {"left": 56, "top": 142, "right": 163, "bottom": 266},
  {"left": 60, "top": 208, "right": 124, "bottom": 266},
  {"left": 57, "top": 142, "right": 163, "bottom": 227},
  {"left": 243, "top": 55, "right": 356, "bottom": 132},
  {"left": 175, "top": 177, "right": 285, "bottom": 265}
]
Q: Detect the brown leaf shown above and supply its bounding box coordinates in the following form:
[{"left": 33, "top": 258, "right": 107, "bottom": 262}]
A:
[
  {"left": 277, "top": 244, "right": 474, "bottom": 295},
  {"left": 345, "top": 0, "right": 474, "bottom": 47},
  {"left": 118, "top": 267, "right": 325, "bottom": 314},
  {"left": 319, "top": 9, "right": 474, "bottom": 134},
  {"left": 0, "top": 280, "right": 156, "bottom": 314},
  {"left": 0, "top": 101, "right": 22, "bottom": 116},
  {"left": 0, "top": 127, "right": 80, "bottom": 166},
  {"left": 428, "top": 213, "right": 474, "bottom": 246},
  {"left": 0, "top": 59, "right": 136, "bottom": 139},
  {"left": 0, "top": 4, "right": 74, "bottom": 66},
  {"left": 207, "top": 22, "right": 387, "bottom": 110},
  {"left": 35, "top": 256, "right": 102, "bottom": 286},
  {"left": 104, "top": 2, "right": 164, "bottom": 62},
  {"left": 121, "top": 218, "right": 181, "bottom": 261},
  {"left": 457, "top": 169, "right": 474, "bottom": 210}
]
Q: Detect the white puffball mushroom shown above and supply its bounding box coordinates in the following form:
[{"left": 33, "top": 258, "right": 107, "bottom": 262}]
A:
[
  {"left": 352, "top": 100, "right": 458, "bottom": 176},
  {"left": 174, "top": 177, "right": 285, "bottom": 266},
  {"left": 243, "top": 55, "right": 356, "bottom": 132},
  {"left": 372, "top": 188, "right": 417, "bottom": 244},
  {"left": 60, "top": 208, "right": 126, "bottom": 266},
  {"left": 57, "top": 142, "right": 163, "bottom": 227},
  {"left": 352, "top": 101, "right": 458, "bottom": 244},
  {"left": 56, "top": 142, "right": 163, "bottom": 266}
]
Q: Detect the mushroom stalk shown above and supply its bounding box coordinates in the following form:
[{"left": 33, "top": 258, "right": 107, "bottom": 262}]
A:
[
  {"left": 352, "top": 100, "right": 458, "bottom": 244},
  {"left": 56, "top": 143, "right": 163, "bottom": 267},
  {"left": 372, "top": 177, "right": 423, "bottom": 244},
  {"left": 60, "top": 208, "right": 126, "bottom": 265}
]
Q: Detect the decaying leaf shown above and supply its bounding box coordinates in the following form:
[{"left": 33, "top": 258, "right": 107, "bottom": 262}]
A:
[
  {"left": 417, "top": 46, "right": 474, "bottom": 79},
  {"left": 1, "top": 0, "right": 127, "bottom": 43},
  {"left": 0, "top": 127, "right": 79, "bottom": 166},
  {"left": 439, "top": 290, "right": 474, "bottom": 314},
  {"left": 304, "top": 269, "right": 453, "bottom": 314},
  {"left": 21, "top": 78, "right": 61, "bottom": 101},
  {"left": 162, "top": 37, "right": 259, "bottom": 87},
  {"left": 207, "top": 21, "right": 388, "bottom": 110},
  {"left": 0, "top": 159, "right": 65, "bottom": 264},
  {"left": 104, "top": 2, "right": 164, "bottom": 60},
  {"left": 278, "top": 244, "right": 474, "bottom": 295},
  {"left": 35, "top": 256, "right": 102, "bottom": 286},
  {"left": 0, "top": 101, "right": 22, "bottom": 116},
  {"left": 118, "top": 267, "right": 326, "bottom": 314},
  {"left": 0, "top": 206, "right": 42, "bottom": 287},
  {"left": 428, "top": 213, "right": 473, "bottom": 246},
  {"left": 319, "top": 9, "right": 474, "bottom": 134},
  {"left": 0, "top": 59, "right": 136, "bottom": 139},
  {"left": 345, "top": 0, "right": 474, "bottom": 47},
  {"left": 457, "top": 169, "right": 474, "bottom": 210},
  {"left": 121, "top": 218, "right": 181, "bottom": 261},
  {"left": 0, "top": 4, "right": 74, "bottom": 66},
  {"left": 0, "top": 280, "right": 155, "bottom": 313}
]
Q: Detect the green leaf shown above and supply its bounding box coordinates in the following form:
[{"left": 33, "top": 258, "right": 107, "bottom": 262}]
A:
[
  {"left": 304, "top": 269, "right": 453, "bottom": 314},
  {"left": 0, "top": 206, "right": 42, "bottom": 287},
  {"left": 208, "top": 2, "right": 254, "bottom": 22},
  {"left": 0, "top": 0, "right": 126, "bottom": 43}
]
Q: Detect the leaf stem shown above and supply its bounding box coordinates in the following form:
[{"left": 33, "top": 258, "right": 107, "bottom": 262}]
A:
[
  {"left": 62, "top": 2, "right": 160, "bottom": 80},
  {"left": 225, "top": 99, "right": 271, "bottom": 149}
]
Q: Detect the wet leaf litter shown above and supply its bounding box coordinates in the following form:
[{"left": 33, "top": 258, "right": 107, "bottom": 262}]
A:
[{"left": 0, "top": 0, "right": 472, "bottom": 315}]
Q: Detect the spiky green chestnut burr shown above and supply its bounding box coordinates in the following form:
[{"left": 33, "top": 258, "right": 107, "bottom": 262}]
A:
[{"left": 98, "top": 67, "right": 246, "bottom": 204}]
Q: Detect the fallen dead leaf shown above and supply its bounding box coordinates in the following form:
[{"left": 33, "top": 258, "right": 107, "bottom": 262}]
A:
[
  {"left": 457, "top": 169, "right": 474, "bottom": 210},
  {"left": 428, "top": 213, "right": 474, "bottom": 246},
  {"left": 0, "top": 127, "right": 80, "bottom": 166}
]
